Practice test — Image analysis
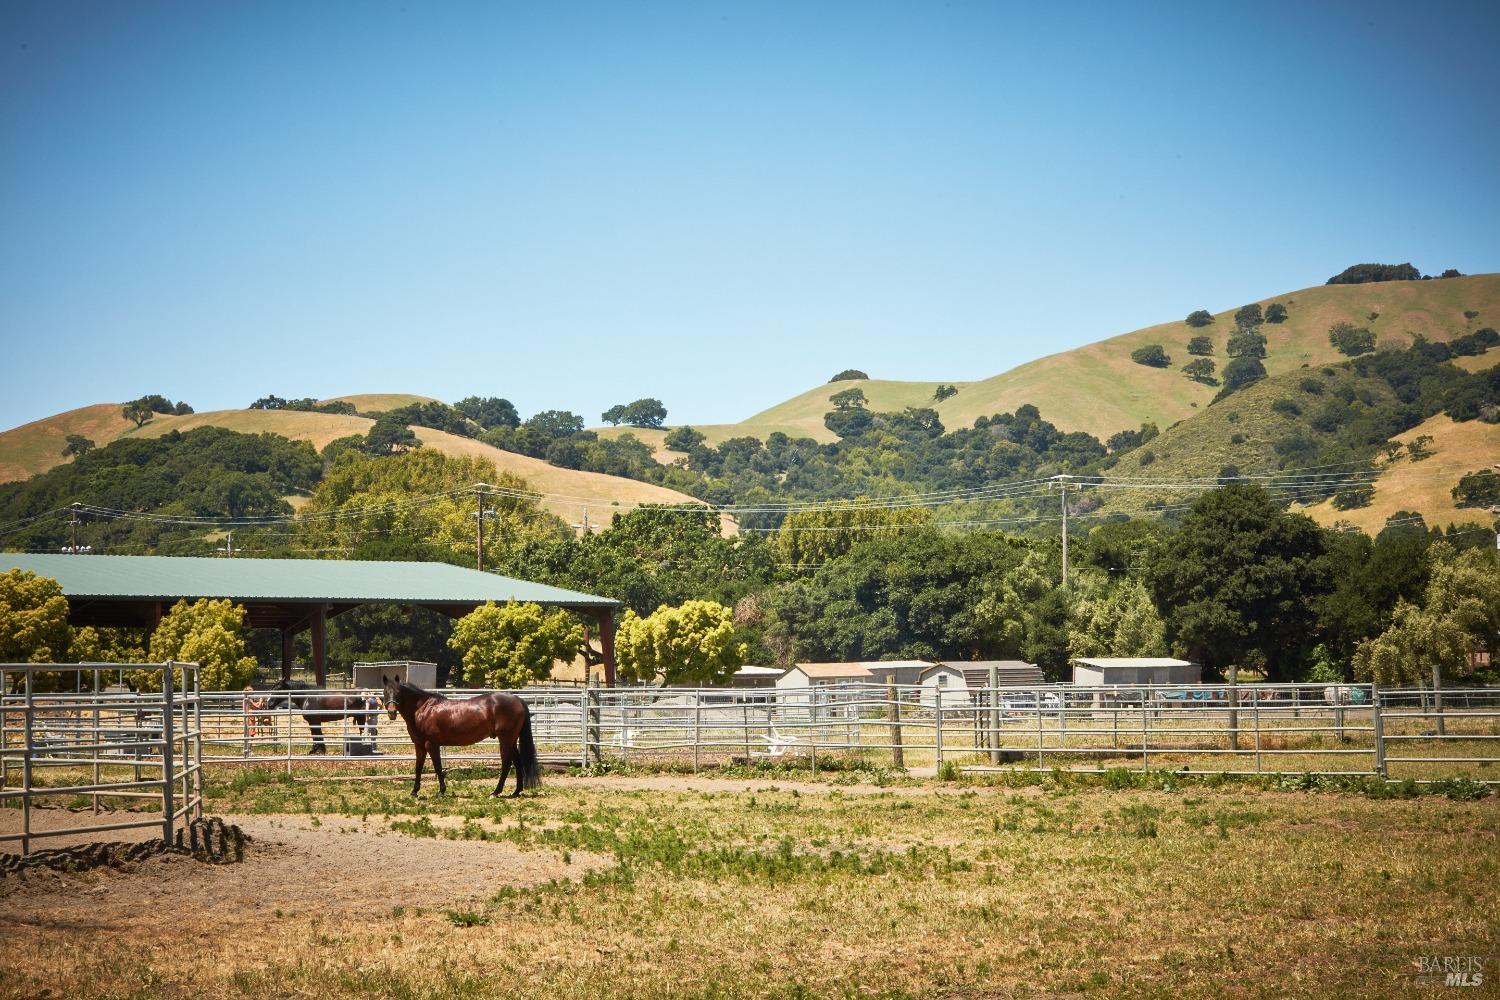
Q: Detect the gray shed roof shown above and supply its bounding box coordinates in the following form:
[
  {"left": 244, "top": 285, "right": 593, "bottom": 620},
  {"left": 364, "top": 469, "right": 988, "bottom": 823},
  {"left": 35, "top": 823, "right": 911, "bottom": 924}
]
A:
[
  {"left": 0, "top": 554, "right": 619, "bottom": 609},
  {"left": 1072, "top": 657, "right": 1194, "bottom": 669}
]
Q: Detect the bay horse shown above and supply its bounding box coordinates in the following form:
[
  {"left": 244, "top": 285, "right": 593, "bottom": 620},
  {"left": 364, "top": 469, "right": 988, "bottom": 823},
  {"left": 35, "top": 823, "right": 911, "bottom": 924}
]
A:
[
  {"left": 382, "top": 676, "right": 539, "bottom": 798},
  {"left": 263, "top": 680, "right": 374, "bottom": 754}
]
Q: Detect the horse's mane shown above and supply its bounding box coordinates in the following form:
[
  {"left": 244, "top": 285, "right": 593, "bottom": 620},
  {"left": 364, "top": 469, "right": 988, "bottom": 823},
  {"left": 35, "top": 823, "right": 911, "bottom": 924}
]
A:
[{"left": 397, "top": 680, "right": 445, "bottom": 701}]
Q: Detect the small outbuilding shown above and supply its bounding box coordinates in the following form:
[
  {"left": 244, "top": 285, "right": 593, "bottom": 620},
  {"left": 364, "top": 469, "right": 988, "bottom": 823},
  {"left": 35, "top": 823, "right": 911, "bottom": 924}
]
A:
[
  {"left": 353, "top": 660, "right": 438, "bottom": 691},
  {"left": 776, "top": 663, "right": 875, "bottom": 691},
  {"left": 860, "top": 660, "right": 933, "bottom": 687},
  {"left": 915, "top": 663, "right": 971, "bottom": 707},
  {"left": 1071, "top": 657, "right": 1200, "bottom": 686},
  {"left": 942, "top": 660, "right": 1045, "bottom": 690},
  {"left": 730, "top": 665, "right": 785, "bottom": 689}
]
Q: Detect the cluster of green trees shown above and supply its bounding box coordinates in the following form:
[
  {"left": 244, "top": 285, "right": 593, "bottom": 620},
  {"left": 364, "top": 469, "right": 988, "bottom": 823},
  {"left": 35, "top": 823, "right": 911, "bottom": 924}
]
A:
[
  {"left": 0, "top": 427, "right": 321, "bottom": 553},
  {"left": 1329, "top": 322, "right": 1376, "bottom": 356},
  {"left": 122, "top": 394, "right": 193, "bottom": 427},
  {"left": 6, "top": 477, "right": 1497, "bottom": 690},
  {"left": 0, "top": 573, "right": 255, "bottom": 692},
  {"left": 249, "top": 396, "right": 357, "bottom": 415},
  {"left": 1327, "top": 263, "right": 1423, "bottom": 285},
  {"left": 1130, "top": 345, "right": 1171, "bottom": 368},
  {"left": 601, "top": 399, "right": 668, "bottom": 428}
]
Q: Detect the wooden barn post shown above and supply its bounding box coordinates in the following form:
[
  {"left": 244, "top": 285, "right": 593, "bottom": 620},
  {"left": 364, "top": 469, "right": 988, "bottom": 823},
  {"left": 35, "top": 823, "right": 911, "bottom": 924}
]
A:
[
  {"left": 595, "top": 608, "right": 617, "bottom": 686},
  {"left": 311, "top": 604, "right": 328, "bottom": 687}
]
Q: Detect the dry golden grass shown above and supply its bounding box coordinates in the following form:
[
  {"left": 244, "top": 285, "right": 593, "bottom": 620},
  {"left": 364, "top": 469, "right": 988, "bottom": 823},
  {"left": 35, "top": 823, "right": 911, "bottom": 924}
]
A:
[
  {"left": 1, "top": 770, "right": 1495, "bottom": 1000},
  {"left": 320, "top": 392, "right": 440, "bottom": 411},
  {"left": 0, "top": 403, "right": 137, "bottom": 482},
  {"left": 935, "top": 273, "right": 1500, "bottom": 439},
  {"left": 1302, "top": 413, "right": 1500, "bottom": 534},
  {"left": 110, "top": 410, "right": 709, "bottom": 528}
]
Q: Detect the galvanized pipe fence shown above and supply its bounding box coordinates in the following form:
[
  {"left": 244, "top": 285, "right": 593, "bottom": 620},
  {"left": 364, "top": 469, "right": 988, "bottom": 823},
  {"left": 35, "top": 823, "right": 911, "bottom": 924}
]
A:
[
  {"left": 0, "top": 663, "right": 204, "bottom": 855},
  {"left": 4, "top": 673, "right": 1498, "bottom": 841}
]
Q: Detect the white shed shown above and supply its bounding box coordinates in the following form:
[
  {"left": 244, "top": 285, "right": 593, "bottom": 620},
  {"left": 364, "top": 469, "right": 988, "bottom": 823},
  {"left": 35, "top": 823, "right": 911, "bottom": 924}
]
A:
[
  {"left": 775, "top": 662, "right": 875, "bottom": 693},
  {"left": 1071, "top": 657, "right": 1200, "bottom": 686},
  {"left": 730, "top": 665, "right": 785, "bottom": 689},
  {"left": 861, "top": 660, "right": 934, "bottom": 687},
  {"left": 353, "top": 660, "right": 438, "bottom": 691},
  {"left": 916, "top": 663, "right": 971, "bottom": 707}
]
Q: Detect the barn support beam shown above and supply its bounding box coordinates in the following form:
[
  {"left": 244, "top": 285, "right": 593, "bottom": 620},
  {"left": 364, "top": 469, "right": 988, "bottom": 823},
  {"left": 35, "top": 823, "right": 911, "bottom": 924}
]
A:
[
  {"left": 311, "top": 604, "right": 327, "bottom": 687},
  {"left": 595, "top": 609, "right": 616, "bottom": 687},
  {"left": 280, "top": 629, "right": 294, "bottom": 682}
]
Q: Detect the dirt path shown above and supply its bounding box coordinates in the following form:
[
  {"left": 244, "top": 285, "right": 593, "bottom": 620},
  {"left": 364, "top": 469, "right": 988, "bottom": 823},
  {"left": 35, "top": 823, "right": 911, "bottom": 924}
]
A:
[{"left": 0, "top": 812, "right": 610, "bottom": 933}]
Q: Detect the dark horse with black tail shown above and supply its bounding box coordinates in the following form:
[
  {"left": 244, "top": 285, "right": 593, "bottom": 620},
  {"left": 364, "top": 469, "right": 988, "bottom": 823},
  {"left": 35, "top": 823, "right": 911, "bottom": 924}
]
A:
[
  {"left": 263, "top": 680, "right": 374, "bottom": 755},
  {"left": 382, "top": 676, "right": 539, "bottom": 798}
]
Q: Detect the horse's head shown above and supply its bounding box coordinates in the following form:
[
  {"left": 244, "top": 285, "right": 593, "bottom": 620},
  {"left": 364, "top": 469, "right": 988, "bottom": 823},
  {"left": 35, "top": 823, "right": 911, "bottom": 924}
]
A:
[{"left": 382, "top": 675, "right": 401, "bottom": 720}]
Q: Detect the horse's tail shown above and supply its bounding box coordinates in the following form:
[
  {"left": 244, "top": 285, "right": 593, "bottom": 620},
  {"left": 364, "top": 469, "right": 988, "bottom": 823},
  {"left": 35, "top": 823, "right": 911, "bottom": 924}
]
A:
[{"left": 515, "top": 701, "right": 541, "bottom": 792}]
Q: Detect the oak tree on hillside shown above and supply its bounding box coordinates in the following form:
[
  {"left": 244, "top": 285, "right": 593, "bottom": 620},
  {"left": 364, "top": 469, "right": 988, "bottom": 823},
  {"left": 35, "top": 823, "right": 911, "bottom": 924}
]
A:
[
  {"left": 829, "top": 369, "right": 868, "bottom": 382},
  {"left": 1182, "top": 358, "right": 1217, "bottom": 385},
  {"left": 1328, "top": 322, "right": 1375, "bottom": 356},
  {"left": 1130, "top": 344, "right": 1171, "bottom": 368},
  {"left": 1187, "top": 336, "right": 1214, "bottom": 356},
  {"left": 1185, "top": 310, "right": 1214, "bottom": 328},
  {"left": 1234, "top": 303, "right": 1263, "bottom": 331},
  {"left": 455, "top": 396, "right": 520, "bottom": 430},
  {"left": 829, "top": 387, "right": 867, "bottom": 410},
  {"left": 122, "top": 400, "right": 155, "bottom": 428},
  {"left": 61, "top": 434, "right": 94, "bottom": 458},
  {"left": 1214, "top": 357, "right": 1268, "bottom": 398}
]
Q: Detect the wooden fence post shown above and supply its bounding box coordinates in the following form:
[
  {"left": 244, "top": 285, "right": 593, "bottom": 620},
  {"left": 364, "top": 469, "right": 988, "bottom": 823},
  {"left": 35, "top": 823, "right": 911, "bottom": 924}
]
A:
[{"left": 886, "top": 677, "right": 903, "bottom": 768}]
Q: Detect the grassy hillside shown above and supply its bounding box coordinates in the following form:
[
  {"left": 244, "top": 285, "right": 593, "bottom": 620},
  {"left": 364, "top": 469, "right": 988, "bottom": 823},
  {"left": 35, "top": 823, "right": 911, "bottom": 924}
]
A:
[
  {"left": 321, "top": 393, "right": 438, "bottom": 412},
  {"left": 933, "top": 273, "right": 1500, "bottom": 440},
  {"left": 597, "top": 379, "right": 967, "bottom": 450},
  {"left": 1098, "top": 359, "right": 1498, "bottom": 532},
  {"left": 594, "top": 274, "right": 1500, "bottom": 454},
  {"left": 0, "top": 403, "right": 137, "bottom": 482},
  {"left": 1300, "top": 414, "right": 1500, "bottom": 533},
  {"left": 121, "top": 410, "right": 706, "bottom": 527}
]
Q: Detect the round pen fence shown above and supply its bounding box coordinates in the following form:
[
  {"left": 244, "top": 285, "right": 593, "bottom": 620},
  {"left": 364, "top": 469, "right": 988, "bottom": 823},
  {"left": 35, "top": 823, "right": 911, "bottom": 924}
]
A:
[
  {"left": 5, "top": 670, "right": 1498, "bottom": 807},
  {"left": 0, "top": 663, "right": 204, "bottom": 855}
]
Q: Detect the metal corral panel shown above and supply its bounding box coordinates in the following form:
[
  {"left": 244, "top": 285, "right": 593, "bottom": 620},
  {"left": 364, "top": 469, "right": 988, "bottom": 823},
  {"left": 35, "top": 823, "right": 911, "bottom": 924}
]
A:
[{"left": 0, "top": 553, "right": 619, "bottom": 609}]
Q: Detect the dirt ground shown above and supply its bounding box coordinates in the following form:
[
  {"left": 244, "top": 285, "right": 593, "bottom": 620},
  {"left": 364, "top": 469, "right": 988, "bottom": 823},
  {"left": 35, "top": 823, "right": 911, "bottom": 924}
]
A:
[{"left": 0, "top": 808, "right": 611, "bottom": 933}]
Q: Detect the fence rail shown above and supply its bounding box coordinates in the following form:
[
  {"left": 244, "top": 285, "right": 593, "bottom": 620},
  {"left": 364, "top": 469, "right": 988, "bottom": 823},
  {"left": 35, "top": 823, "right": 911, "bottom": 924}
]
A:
[
  {"left": 0, "top": 662, "right": 203, "bottom": 855},
  {"left": 5, "top": 676, "right": 1498, "bottom": 825}
]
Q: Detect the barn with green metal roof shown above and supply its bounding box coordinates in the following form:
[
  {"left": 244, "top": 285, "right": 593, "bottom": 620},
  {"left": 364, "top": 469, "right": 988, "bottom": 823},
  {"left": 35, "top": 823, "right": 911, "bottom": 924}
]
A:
[{"left": 0, "top": 554, "right": 621, "bottom": 684}]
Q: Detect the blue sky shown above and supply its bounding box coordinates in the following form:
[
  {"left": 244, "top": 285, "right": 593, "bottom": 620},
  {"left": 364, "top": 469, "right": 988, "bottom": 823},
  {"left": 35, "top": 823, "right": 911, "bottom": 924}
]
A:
[{"left": 2, "top": 1, "right": 1497, "bottom": 431}]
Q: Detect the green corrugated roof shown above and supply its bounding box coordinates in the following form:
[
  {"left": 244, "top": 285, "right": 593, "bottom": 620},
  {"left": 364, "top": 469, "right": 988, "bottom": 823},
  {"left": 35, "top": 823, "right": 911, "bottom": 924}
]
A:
[{"left": 0, "top": 554, "right": 619, "bottom": 609}]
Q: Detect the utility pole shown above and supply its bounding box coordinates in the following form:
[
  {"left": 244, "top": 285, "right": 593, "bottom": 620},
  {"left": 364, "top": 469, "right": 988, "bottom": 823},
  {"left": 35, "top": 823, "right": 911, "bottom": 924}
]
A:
[
  {"left": 1057, "top": 476, "right": 1071, "bottom": 588},
  {"left": 68, "top": 503, "right": 82, "bottom": 554},
  {"left": 474, "top": 483, "right": 492, "bottom": 571},
  {"left": 217, "top": 532, "right": 234, "bottom": 558}
]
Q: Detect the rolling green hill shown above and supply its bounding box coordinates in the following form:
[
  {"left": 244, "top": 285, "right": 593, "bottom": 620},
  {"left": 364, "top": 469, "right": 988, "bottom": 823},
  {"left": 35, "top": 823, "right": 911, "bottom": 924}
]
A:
[
  {"left": 1098, "top": 357, "right": 1499, "bottom": 532},
  {"left": 0, "top": 404, "right": 137, "bottom": 482},
  {"left": 597, "top": 378, "right": 968, "bottom": 450},
  {"left": 616, "top": 273, "right": 1500, "bottom": 447},
  {"left": 123, "top": 410, "right": 707, "bottom": 527},
  {"left": 929, "top": 274, "right": 1500, "bottom": 439},
  {"left": 0, "top": 405, "right": 705, "bottom": 528},
  {"left": 4, "top": 272, "right": 1496, "bottom": 534}
]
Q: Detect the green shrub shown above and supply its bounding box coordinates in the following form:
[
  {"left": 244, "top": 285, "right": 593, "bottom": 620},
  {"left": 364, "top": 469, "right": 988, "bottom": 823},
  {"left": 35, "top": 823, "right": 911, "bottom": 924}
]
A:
[
  {"left": 1131, "top": 344, "right": 1171, "bottom": 368},
  {"left": 1329, "top": 323, "right": 1375, "bottom": 356}
]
